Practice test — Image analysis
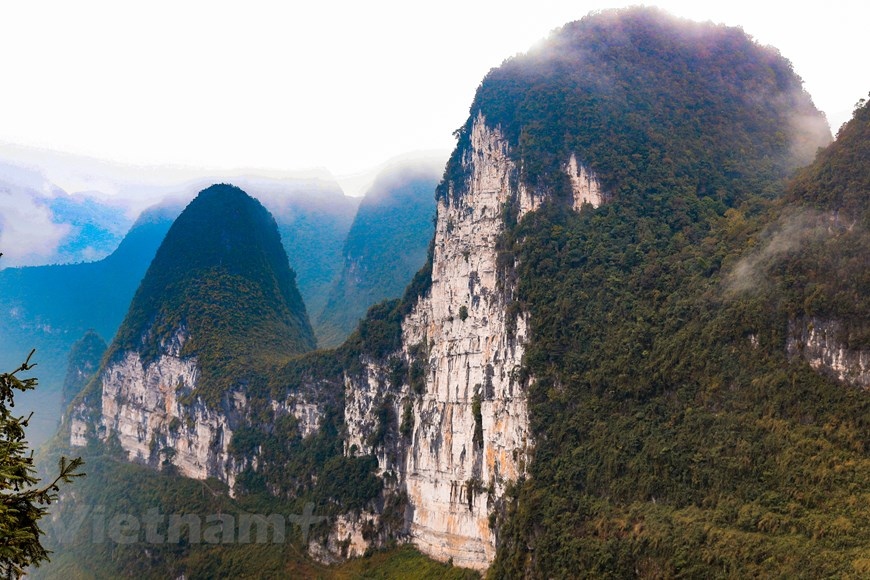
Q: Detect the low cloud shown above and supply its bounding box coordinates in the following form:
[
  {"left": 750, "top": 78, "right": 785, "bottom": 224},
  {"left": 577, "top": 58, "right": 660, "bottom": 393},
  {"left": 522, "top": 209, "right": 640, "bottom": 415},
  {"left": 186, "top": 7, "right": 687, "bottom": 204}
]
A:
[
  {"left": 724, "top": 209, "right": 828, "bottom": 297},
  {"left": 0, "top": 186, "right": 71, "bottom": 267},
  {"left": 788, "top": 109, "right": 834, "bottom": 166}
]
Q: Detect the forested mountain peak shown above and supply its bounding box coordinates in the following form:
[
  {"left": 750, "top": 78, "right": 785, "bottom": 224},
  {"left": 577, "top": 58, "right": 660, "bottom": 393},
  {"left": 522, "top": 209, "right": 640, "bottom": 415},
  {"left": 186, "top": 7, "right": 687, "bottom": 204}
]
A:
[
  {"left": 111, "top": 183, "right": 315, "bottom": 402},
  {"left": 470, "top": 10, "right": 867, "bottom": 578},
  {"left": 441, "top": 6, "right": 830, "bottom": 205}
]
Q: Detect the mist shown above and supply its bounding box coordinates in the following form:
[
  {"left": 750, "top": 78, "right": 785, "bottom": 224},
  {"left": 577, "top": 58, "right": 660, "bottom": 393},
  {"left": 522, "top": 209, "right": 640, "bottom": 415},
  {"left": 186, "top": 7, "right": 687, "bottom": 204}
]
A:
[
  {"left": 724, "top": 209, "right": 831, "bottom": 297},
  {"left": 0, "top": 164, "right": 71, "bottom": 267}
]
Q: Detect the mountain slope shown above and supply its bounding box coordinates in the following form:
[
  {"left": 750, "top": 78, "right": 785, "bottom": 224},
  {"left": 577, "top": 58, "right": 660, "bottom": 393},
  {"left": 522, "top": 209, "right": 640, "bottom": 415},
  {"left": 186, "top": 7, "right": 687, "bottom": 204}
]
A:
[
  {"left": 781, "top": 93, "right": 870, "bottom": 355},
  {"left": 789, "top": 95, "right": 870, "bottom": 218},
  {"left": 315, "top": 161, "right": 438, "bottom": 346},
  {"left": 60, "top": 329, "right": 107, "bottom": 409}
]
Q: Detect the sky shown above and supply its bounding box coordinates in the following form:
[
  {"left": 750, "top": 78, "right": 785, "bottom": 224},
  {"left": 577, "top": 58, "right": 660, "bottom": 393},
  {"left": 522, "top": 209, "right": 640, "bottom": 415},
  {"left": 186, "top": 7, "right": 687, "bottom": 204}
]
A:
[{"left": 0, "top": 0, "right": 867, "bottom": 194}]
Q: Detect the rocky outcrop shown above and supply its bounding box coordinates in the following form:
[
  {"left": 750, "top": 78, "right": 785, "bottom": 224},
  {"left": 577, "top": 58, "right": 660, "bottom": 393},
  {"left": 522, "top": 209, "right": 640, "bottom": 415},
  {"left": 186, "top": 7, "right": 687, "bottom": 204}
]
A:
[
  {"left": 70, "top": 328, "right": 241, "bottom": 487},
  {"left": 393, "top": 115, "right": 535, "bottom": 568},
  {"left": 309, "top": 511, "right": 378, "bottom": 564},
  {"left": 566, "top": 153, "right": 604, "bottom": 211},
  {"left": 788, "top": 318, "right": 870, "bottom": 389}
]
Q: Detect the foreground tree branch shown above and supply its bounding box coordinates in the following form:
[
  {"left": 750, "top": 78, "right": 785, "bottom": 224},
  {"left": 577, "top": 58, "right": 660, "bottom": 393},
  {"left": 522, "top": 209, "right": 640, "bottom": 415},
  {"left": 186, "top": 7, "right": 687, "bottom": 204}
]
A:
[{"left": 0, "top": 260, "right": 85, "bottom": 577}]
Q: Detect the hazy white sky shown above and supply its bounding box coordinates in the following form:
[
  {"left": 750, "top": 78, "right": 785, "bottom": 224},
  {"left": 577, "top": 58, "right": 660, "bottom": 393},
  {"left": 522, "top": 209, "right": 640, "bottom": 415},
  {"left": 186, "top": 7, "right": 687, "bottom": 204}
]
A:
[{"left": 0, "top": 0, "right": 866, "bottom": 184}]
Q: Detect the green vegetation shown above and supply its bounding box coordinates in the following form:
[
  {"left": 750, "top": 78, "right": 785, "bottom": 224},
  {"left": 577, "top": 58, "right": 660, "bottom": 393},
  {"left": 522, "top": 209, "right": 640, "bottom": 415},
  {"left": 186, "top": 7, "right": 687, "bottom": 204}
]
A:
[
  {"left": 37, "top": 341, "right": 391, "bottom": 578},
  {"left": 109, "top": 184, "right": 316, "bottom": 406},
  {"left": 777, "top": 94, "right": 870, "bottom": 344},
  {"left": 329, "top": 544, "right": 479, "bottom": 579},
  {"left": 491, "top": 200, "right": 870, "bottom": 578},
  {"left": 471, "top": 392, "right": 483, "bottom": 448},
  {"left": 60, "top": 330, "right": 106, "bottom": 409},
  {"left": 33, "top": 445, "right": 305, "bottom": 579},
  {"left": 789, "top": 94, "right": 870, "bottom": 218},
  {"left": 399, "top": 399, "right": 414, "bottom": 439},
  {"left": 232, "top": 352, "right": 383, "bottom": 512},
  {"left": 35, "top": 414, "right": 465, "bottom": 578}
]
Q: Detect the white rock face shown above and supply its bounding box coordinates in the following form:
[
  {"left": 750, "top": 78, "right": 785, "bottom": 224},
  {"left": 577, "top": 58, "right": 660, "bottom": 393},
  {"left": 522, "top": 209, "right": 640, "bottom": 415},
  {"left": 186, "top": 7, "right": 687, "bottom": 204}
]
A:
[
  {"left": 268, "top": 397, "right": 322, "bottom": 439},
  {"left": 397, "top": 115, "right": 533, "bottom": 569},
  {"left": 788, "top": 318, "right": 870, "bottom": 389},
  {"left": 71, "top": 329, "right": 247, "bottom": 489},
  {"left": 71, "top": 336, "right": 330, "bottom": 500},
  {"left": 309, "top": 511, "right": 377, "bottom": 564},
  {"left": 342, "top": 114, "right": 602, "bottom": 570},
  {"left": 69, "top": 416, "right": 89, "bottom": 447},
  {"left": 566, "top": 153, "right": 603, "bottom": 210}
]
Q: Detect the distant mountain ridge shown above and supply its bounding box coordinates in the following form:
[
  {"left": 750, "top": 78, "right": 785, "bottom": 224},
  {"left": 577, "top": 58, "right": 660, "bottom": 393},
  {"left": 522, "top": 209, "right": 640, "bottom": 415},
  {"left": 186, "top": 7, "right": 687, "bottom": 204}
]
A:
[
  {"left": 315, "top": 161, "right": 439, "bottom": 346},
  {"left": 0, "top": 202, "right": 178, "bottom": 444}
]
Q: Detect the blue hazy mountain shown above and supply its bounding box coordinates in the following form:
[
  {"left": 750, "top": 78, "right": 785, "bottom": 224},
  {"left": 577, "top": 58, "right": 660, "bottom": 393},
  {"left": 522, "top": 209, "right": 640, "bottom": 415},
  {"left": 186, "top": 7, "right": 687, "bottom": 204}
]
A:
[
  {"left": 314, "top": 160, "right": 440, "bottom": 346},
  {"left": 48, "top": 195, "right": 133, "bottom": 263}
]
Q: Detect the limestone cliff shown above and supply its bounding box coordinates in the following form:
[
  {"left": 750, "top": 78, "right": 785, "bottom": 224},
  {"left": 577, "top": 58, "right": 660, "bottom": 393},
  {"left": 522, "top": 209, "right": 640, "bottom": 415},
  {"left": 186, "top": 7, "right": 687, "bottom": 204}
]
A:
[
  {"left": 337, "top": 113, "right": 602, "bottom": 569},
  {"left": 70, "top": 328, "right": 246, "bottom": 485},
  {"left": 68, "top": 326, "right": 328, "bottom": 489}
]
